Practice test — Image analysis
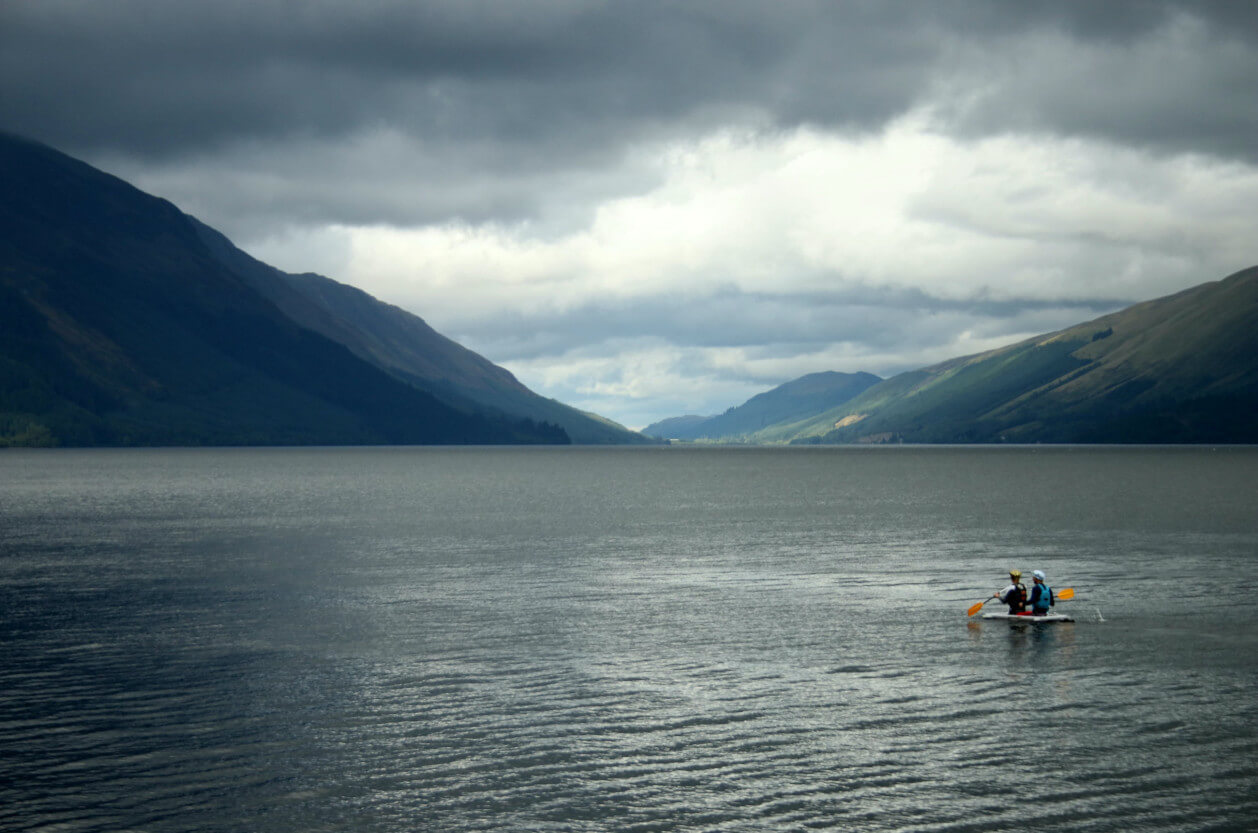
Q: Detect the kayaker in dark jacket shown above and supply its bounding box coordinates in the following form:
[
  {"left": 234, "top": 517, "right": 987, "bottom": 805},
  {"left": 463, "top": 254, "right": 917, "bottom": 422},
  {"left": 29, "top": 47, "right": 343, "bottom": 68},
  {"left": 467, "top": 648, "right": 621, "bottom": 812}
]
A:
[
  {"left": 994, "top": 570, "right": 1027, "bottom": 614},
  {"left": 1028, "top": 570, "right": 1054, "bottom": 615}
]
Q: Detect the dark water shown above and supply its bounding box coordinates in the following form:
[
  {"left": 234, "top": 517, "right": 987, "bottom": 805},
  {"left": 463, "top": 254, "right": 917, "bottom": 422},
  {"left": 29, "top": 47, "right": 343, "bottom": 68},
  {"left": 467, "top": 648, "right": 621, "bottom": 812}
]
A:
[{"left": 2, "top": 445, "right": 1256, "bottom": 832}]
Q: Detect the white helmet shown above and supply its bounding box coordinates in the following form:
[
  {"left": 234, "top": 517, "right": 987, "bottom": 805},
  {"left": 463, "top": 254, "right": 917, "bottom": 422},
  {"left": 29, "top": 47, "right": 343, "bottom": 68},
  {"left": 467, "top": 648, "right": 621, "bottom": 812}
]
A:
[{"left": 1032, "top": 570, "right": 1046, "bottom": 582}]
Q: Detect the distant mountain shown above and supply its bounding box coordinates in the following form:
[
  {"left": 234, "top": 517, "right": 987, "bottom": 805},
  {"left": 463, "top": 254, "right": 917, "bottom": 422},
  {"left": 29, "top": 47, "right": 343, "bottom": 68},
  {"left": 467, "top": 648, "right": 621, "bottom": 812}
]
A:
[
  {"left": 0, "top": 132, "right": 629, "bottom": 446},
  {"left": 782, "top": 267, "right": 1258, "bottom": 444},
  {"left": 644, "top": 371, "right": 881, "bottom": 441}
]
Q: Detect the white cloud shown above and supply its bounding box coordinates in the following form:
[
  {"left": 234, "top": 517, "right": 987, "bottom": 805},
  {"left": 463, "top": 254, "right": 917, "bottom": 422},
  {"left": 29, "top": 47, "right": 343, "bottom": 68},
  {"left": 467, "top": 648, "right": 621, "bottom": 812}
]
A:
[
  {"left": 340, "top": 117, "right": 1256, "bottom": 310},
  {"left": 224, "top": 116, "right": 1257, "bottom": 427}
]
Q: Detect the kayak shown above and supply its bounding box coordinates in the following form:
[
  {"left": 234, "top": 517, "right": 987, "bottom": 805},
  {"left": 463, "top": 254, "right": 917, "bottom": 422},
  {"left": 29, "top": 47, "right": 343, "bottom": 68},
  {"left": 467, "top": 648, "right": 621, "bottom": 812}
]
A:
[{"left": 982, "top": 612, "right": 1074, "bottom": 623}]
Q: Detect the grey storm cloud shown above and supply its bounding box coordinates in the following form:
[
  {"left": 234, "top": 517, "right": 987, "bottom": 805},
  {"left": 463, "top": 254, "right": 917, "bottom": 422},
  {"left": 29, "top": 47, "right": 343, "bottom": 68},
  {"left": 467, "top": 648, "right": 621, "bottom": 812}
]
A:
[
  {"left": 4, "top": 0, "right": 1256, "bottom": 277},
  {"left": 7, "top": 1, "right": 1256, "bottom": 187},
  {"left": 943, "top": 3, "right": 1258, "bottom": 164},
  {"left": 0, "top": 0, "right": 891, "bottom": 239},
  {"left": 3, "top": 1, "right": 922, "bottom": 157}
]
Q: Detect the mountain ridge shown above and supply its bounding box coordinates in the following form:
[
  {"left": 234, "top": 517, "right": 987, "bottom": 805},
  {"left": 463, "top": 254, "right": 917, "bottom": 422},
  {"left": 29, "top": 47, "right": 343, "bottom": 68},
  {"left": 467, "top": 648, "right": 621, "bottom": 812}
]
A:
[
  {"left": 790, "top": 268, "right": 1258, "bottom": 444},
  {"left": 0, "top": 132, "right": 626, "bottom": 446},
  {"left": 189, "top": 218, "right": 650, "bottom": 444},
  {"left": 644, "top": 371, "right": 881, "bottom": 441}
]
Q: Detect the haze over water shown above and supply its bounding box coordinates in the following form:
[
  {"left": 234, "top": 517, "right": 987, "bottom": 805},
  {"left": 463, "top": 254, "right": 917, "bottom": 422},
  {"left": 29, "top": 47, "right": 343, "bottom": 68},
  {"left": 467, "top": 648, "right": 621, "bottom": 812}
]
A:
[{"left": 2, "top": 446, "right": 1256, "bottom": 832}]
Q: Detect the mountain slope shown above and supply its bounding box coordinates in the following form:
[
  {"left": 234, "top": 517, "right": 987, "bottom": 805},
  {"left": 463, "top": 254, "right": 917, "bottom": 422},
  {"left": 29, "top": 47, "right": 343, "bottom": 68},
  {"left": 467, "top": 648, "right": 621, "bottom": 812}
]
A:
[
  {"left": 190, "top": 220, "right": 651, "bottom": 444},
  {"left": 0, "top": 132, "right": 568, "bottom": 447},
  {"left": 644, "top": 371, "right": 881, "bottom": 441},
  {"left": 783, "top": 267, "right": 1258, "bottom": 444},
  {"left": 641, "top": 414, "right": 713, "bottom": 440}
]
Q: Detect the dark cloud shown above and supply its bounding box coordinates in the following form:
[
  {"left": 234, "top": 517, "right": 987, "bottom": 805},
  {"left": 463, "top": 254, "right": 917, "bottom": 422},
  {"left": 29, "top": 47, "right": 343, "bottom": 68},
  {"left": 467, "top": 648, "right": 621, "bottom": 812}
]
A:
[
  {"left": 940, "top": 2, "right": 1258, "bottom": 163},
  {"left": 6, "top": 2, "right": 1252, "bottom": 142},
  {"left": 975, "top": 0, "right": 1258, "bottom": 43},
  {"left": 2, "top": 1, "right": 922, "bottom": 157},
  {"left": 0, "top": 1, "right": 922, "bottom": 235},
  {"left": 5, "top": 0, "right": 1255, "bottom": 233}
]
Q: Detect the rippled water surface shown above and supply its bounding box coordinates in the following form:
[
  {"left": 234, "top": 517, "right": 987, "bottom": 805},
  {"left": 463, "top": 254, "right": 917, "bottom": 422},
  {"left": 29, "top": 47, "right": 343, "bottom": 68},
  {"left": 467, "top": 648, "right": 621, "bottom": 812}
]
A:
[{"left": 2, "top": 445, "right": 1256, "bottom": 832}]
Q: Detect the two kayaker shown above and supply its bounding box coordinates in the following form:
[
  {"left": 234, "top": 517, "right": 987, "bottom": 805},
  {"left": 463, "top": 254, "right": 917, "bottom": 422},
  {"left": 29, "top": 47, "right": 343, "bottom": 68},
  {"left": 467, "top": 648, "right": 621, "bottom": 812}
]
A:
[{"left": 992, "top": 569, "right": 1054, "bottom": 615}]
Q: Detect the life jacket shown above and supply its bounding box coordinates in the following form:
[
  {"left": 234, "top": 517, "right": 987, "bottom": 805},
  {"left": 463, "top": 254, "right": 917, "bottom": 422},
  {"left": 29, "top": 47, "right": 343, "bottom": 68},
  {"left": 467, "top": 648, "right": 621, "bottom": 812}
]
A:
[
  {"left": 1031, "top": 583, "right": 1054, "bottom": 614},
  {"left": 1002, "top": 582, "right": 1027, "bottom": 612}
]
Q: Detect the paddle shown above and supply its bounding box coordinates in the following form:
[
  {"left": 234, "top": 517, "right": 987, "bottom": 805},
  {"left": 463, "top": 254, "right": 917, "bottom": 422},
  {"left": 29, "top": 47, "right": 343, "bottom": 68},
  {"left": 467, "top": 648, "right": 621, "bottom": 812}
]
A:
[
  {"left": 1028, "top": 587, "right": 1076, "bottom": 616},
  {"left": 967, "top": 597, "right": 993, "bottom": 617}
]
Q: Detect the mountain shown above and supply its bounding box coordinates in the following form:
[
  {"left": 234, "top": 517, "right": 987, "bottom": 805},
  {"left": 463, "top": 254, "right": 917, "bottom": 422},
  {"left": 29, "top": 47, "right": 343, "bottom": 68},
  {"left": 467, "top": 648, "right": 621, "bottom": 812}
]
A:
[
  {"left": 0, "top": 132, "right": 603, "bottom": 446},
  {"left": 189, "top": 219, "right": 651, "bottom": 444},
  {"left": 781, "top": 267, "right": 1258, "bottom": 444},
  {"left": 641, "top": 414, "right": 714, "bottom": 440},
  {"left": 643, "top": 371, "right": 882, "bottom": 441}
]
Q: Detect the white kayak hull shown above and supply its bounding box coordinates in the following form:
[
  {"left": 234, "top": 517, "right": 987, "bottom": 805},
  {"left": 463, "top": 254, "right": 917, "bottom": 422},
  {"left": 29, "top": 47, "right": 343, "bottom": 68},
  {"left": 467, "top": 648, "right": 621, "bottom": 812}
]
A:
[{"left": 982, "top": 612, "right": 1074, "bottom": 623}]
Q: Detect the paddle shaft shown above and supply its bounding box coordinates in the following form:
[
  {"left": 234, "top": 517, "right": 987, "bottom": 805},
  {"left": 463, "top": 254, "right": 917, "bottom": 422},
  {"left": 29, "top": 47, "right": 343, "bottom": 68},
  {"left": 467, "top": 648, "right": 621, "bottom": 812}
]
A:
[{"left": 969, "top": 586, "right": 1074, "bottom": 616}]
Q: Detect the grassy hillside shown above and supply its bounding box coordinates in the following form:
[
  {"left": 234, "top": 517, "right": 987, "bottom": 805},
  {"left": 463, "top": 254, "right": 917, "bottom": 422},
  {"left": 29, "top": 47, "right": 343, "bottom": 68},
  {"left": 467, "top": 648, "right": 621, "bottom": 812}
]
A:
[
  {"left": 641, "top": 415, "right": 713, "bottom": 440},
  {"left": 783, "top": 267, "right": 1258, "bottom": 444}
]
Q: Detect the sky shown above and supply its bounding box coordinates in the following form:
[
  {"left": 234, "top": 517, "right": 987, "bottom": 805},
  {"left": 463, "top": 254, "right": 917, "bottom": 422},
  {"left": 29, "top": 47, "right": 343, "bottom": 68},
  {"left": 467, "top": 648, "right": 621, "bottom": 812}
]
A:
[{"left": 3, "top": 1, "right": 1256, "bottom": 430}]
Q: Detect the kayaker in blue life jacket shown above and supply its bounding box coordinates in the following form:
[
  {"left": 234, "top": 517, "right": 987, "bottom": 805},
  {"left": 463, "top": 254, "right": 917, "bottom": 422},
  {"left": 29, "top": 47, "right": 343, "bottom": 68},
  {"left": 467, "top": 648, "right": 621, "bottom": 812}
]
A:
[
  {"left": 994, "top": 570, "right": 1027, "bottom": 614},
  {"left": 1028, "top": 570, "right": 1054, "bottom": 615}
]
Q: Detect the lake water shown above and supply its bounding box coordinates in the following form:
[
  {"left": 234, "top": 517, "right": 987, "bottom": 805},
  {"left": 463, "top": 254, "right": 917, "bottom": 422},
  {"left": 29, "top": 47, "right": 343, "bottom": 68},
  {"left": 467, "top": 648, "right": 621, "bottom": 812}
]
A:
[{"left": 1, "top": 445, "right": 1256, "bottom": 832}]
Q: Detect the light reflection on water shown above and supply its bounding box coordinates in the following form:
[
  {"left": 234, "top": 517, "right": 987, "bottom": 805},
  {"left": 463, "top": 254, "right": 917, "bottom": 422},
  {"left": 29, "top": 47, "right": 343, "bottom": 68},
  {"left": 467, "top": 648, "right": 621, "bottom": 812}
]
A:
[{"left": 1, "top": 445, "right": 1256, "bottom": 832}]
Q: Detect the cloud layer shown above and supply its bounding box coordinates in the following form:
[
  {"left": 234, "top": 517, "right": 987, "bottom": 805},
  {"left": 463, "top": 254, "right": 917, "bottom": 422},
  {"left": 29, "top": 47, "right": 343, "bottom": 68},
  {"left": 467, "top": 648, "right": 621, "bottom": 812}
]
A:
[{"left": 4, "top": 1, "right": 1256, "bottom": 427}]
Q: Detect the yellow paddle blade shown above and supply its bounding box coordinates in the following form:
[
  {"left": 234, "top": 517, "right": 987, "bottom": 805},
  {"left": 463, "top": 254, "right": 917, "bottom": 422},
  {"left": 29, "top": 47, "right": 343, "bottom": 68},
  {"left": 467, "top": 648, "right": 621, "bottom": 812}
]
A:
[
  {"left": 967, "top": 600, "right": 986, "bottom": 616},
  {"left": 1058, "top": 587, "right": 1075, "bottom": 600}
]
